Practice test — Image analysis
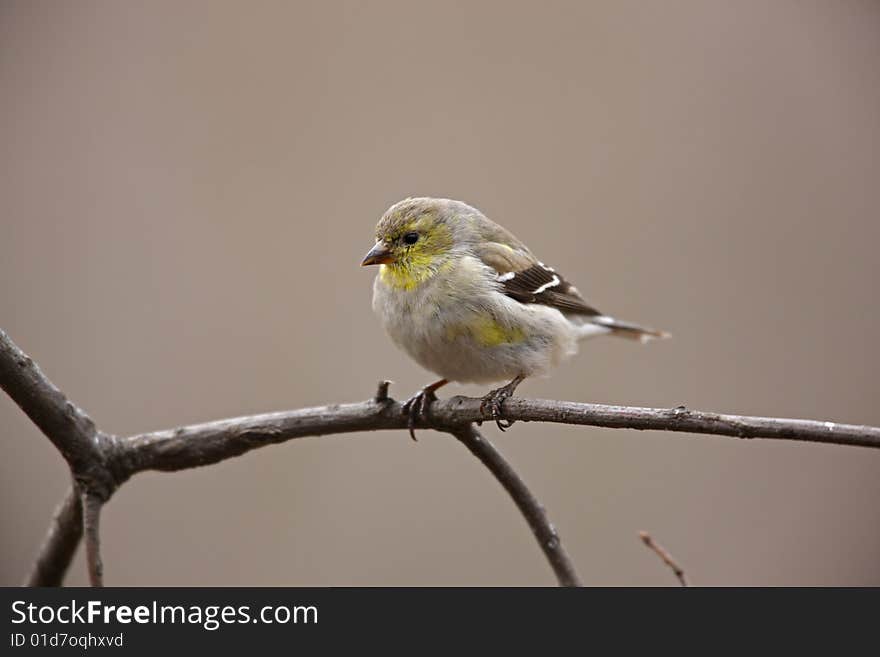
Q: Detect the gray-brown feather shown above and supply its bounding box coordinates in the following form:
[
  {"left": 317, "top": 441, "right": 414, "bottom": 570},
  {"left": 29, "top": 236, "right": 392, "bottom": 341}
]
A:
[{"left": 473, "top": 241, "right": 602, "bottom": 317}]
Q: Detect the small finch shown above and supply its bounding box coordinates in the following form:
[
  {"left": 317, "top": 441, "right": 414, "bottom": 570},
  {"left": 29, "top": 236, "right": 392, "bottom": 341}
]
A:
[{"left": 362, "top": 197, "right": 668, "bottom": 437}]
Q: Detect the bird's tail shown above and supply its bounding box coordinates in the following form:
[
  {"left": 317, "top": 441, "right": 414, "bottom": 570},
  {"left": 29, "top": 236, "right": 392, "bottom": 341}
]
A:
[{"left": 577, "top": 315, "right": 670, "bottom": 343}]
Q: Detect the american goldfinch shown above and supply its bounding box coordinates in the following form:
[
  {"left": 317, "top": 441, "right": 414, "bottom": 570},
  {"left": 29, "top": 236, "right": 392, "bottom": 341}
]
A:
[{"left": 362, "top": 197, "right": 668, "bottom": 437}]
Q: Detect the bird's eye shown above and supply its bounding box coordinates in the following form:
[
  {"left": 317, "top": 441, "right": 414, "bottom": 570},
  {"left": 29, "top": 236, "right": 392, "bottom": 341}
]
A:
[{"left": 402, "top": 232, "right": 419, "bottom": 245}]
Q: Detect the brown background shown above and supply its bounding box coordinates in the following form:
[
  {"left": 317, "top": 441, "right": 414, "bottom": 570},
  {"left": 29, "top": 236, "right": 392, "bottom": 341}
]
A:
[{"left": 2, "top": 0, "right": 879, "bottom": 586}]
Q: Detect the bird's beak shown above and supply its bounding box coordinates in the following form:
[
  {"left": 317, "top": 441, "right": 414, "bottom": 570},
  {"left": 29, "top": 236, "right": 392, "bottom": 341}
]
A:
[{"left": 361, "top": 241, "right": 395, "bottom": 266}]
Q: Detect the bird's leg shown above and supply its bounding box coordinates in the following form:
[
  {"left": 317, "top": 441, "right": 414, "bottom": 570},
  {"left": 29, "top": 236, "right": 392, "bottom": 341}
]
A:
[
  {"left": 480, "top": 374, "right": 525, "bottom": 431},
  {"left": 401, "top": 379, "right": 449, "bottom": 441}
]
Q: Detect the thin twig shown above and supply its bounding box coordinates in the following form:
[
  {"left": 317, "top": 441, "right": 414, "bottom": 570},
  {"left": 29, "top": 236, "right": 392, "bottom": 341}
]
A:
[
  {"left": 81, "top": 491, "right": 104, "bottom": 587},
  {"left": 639, "top": 531, "right": 688, "bottom": 586},
  {"left": 24, "top": 485, "right": 82, "bottom": 586},
  {"left": 451, "top": 424, "right": 581, "bottom": 586}
]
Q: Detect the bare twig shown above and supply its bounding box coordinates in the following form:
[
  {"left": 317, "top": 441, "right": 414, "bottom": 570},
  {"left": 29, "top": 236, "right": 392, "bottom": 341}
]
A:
[
  {"left": 24, "top": 485, "right": 82, "bottom": 586},
  {"left": 451, "top": 424, "right": 581, "bottom": 586},
  {"left": 118, "top": 398, "right": 880, "bottom": 477},
  {"left": 81, "top": 491, "right": 104, "bottom": 587},
  {"left": 4, "top": 329, "right": 880, "bottom": 586},
  {"left": 120, "top": 399, "right": 880, "bottom": 471},
  {"left": 639, "top": 531, "right": 688, "bottom": 586},
  {"left": 442, "top": 398, "right": 880, "bottom": 449}
]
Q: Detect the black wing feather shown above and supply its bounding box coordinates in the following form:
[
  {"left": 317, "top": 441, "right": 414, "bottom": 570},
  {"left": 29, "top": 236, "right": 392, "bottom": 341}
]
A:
[{"left": 499, "top": 264, "right": 602, "bottom": 316}]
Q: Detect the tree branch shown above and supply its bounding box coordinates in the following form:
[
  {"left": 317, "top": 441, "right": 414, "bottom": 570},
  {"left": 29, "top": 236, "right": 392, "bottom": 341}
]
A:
[
  {"left": 451, "top": 423, "right": 581, "bottom": 586},
  {"left": 0, "top": 331, "right": 100, "bottom": 472},
  {"left": 81, "top": 491, "right": 104, "bottom": 587},
  {"left": 440, "top": 398, "right": 880, "bottom": 449},
  {"left": 0, "top": 329, "right": 121, "bottom": 500},
  {"left": 118, "top": 396, "right": 880, "bottom": 477},
  {"left": 24, "top": 485, "right": 82, "bottom": 586},
  {"left": 4, "top": 329, "right": 880, "bottom": 586}
]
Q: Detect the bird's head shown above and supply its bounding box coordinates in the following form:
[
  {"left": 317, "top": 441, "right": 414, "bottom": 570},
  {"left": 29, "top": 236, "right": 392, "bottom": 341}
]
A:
[{"left": 361, "top": 198, "right": 468, "bottom": 289}]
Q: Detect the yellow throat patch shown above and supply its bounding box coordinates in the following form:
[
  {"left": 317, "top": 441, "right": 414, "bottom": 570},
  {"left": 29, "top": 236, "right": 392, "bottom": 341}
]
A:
[{"left": 379, "top": 259, "right": 454, "bottom": 291}]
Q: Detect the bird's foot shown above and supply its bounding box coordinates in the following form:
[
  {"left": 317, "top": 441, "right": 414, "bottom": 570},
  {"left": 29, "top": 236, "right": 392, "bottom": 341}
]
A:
[
  {"left": 480, "top": 375, "right": 524, "bottom": 431},
  {"left": 401, "top": 388, "right": 438, "bottom": 441}
]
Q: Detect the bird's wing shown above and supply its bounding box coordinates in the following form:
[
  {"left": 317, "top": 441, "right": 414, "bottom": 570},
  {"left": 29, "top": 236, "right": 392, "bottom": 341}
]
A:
[{"left": 474, "top": 240, "right": 603, "bottom": 317}]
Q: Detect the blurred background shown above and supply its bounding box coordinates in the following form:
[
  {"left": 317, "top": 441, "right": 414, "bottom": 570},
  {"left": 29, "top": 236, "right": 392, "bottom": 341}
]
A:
[{"left": 2, "top": 0, "right": 879, "bottom": 586}]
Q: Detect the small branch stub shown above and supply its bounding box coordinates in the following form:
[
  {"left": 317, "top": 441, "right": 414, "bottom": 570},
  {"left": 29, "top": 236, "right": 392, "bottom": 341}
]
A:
[{"left": 374, "top": 380, "right": 391, "bottom": 403}]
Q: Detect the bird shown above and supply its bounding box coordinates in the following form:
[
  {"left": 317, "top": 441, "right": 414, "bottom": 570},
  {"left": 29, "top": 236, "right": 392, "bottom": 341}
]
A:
[{"left": 361, "top": 197, "right": 668, "bottom": 438}]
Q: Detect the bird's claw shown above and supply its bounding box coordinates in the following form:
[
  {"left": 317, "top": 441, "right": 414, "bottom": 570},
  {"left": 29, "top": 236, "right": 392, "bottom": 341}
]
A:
[
  {"left": 401, "top": 388, "right": 438, "bottom": 441},
  {"left": 480, "top": 386, "right": 517, "bottom": 431}
]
